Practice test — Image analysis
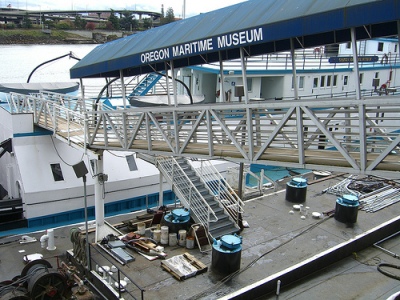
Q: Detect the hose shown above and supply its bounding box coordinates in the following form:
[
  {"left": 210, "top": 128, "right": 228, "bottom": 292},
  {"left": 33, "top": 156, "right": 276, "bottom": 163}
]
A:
[{"left": 377, "top": 263, "right": 400, "bottom": 280}]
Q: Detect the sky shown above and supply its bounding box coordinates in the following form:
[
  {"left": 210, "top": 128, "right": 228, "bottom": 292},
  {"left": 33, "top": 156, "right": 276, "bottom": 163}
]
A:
[{"left": 5, "top": 0, "right": 247, "bottom": 18}]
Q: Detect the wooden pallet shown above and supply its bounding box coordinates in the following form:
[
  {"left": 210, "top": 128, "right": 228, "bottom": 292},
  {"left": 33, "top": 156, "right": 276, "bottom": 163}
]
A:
[{"left": 161, "top": 252, "right": 208, "bottom": 280}]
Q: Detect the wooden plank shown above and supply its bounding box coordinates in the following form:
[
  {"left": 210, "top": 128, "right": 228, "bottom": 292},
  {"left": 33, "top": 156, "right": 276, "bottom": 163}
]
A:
[{"left": 161, "top": 252, "right": 207, "bottom": 280}]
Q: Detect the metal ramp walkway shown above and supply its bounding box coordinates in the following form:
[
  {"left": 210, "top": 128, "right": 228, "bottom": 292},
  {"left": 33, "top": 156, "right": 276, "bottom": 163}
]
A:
[
  {"left": 139, "top": 153, "right": 242, "bottom": 239},
  {"left": 5, "top": 91, "right": 400, "bottom": 180},
  {"left": 129, "top": 72, "right": 163, "bottom": 96}
]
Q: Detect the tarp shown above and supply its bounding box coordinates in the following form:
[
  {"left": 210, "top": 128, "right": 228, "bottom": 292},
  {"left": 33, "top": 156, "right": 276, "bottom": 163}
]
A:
[{"left": 70, "top": 0, "right": 400, "bottom": 79}]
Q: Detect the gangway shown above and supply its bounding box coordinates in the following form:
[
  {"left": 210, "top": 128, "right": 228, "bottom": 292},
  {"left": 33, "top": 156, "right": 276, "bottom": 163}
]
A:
[
  {"left": 129, "top": 72, "right": 164, "bottom": 96},
  {"left": 6, "top": 91, "right": 400, "bottom": 179}
]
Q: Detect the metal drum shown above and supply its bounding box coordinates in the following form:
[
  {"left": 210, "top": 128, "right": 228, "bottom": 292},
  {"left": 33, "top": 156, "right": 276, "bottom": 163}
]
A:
[
  {"left": 285, "top": 178, "right": 307, "bottom": 203},
  {"left": 335, "top": 194, "right": 359, "bottom": 223},
  {"left": 211, "top": 234, "right": 242, "bottom": 274}
]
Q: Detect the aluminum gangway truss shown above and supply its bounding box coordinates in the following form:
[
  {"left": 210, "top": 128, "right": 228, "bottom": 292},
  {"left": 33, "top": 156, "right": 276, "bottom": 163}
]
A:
[{"left": 7, "top": 91, "right": 400, "bottom": 179}]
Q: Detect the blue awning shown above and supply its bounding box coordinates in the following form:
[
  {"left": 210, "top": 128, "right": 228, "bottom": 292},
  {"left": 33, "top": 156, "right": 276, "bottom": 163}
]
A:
[{"left": 70, "top": 0, "right": 400, "bottom": 79}]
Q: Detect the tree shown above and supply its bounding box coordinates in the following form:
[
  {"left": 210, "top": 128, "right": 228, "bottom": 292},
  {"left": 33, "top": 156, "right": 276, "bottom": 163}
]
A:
[
  {"left": 163, "top": 7, "right": 175, "bottom": 24},
  {"left": 74, "top": 15, "right": 86, "bottom": 29},
  {"left": 119, "top": 10, "right": 138, "bottom": 31},
  {"left": 85, "top": 22, "right": 96, "bottom": 30},
  {"left": 108, "top": 9, "right": 120, "bottom": 30},
  {"left": 21, "top": 13, "right": 32, "bottom": 29},
  {"left": 142, "top": 18, "right": 153, "bottom": 30}
]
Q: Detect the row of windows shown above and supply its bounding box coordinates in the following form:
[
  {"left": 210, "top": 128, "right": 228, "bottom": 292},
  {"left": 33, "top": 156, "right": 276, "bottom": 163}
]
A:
[
  {"left": 313, "top": 75, "right": 339, "bottom": 88},
  {"left": 293, "top": 71, "right": 390, "bottom": 90},
  {"left": 345, "top": 41, "right": 398, "bottom": 53},
  {"left": 292, "top": 75, "right": 341, "bottom": 89}
]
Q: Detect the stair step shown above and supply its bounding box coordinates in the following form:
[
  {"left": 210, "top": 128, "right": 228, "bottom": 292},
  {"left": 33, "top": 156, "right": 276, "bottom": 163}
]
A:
[{"left": 209, "top": 225, "right": 241, "bottom": 239}]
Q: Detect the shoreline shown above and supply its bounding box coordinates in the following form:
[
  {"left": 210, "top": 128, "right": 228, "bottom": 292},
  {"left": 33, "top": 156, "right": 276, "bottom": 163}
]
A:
[{"left": 0, "top": 29, "right": 117, "bottom": 45}]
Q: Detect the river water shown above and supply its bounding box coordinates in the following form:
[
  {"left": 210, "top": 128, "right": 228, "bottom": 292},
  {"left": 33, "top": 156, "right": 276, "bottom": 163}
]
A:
[{"left": 0, "top": 44, "right": 97, "bottom": 83}]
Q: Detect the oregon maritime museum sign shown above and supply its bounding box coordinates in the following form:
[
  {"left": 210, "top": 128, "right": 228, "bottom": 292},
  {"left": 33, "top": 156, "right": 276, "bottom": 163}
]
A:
[{"left": 140, "top": 27, "right": 264, "bottom": 64}]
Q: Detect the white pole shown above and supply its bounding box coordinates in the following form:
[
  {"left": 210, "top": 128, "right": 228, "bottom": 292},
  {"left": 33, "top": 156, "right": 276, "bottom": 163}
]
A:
[
  {"left": 219, "top": 51, "right": 225, "bottom": 102},
  {"left": 95, "top": 154, "right": 105, "bottom": 242},
  {"left": 240, "top": 47, "right": 249, "bottom": 104},
  {"left": 290, "top": 38, "right": 299, "bottom": 100},
  {"left": 120, "top": 69, "right": 127, "bottom": 108},
  {"left": 351, "top": 27, "right": 361, "bottom": 100}
]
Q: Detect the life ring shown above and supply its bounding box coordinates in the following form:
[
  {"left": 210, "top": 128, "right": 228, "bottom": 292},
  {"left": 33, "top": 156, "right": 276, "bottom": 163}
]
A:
[{"left": 380, "top": 84, "right": 388, "bottom": 95}]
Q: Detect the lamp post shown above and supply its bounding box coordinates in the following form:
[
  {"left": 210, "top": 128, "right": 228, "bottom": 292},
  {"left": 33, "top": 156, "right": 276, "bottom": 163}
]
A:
[{"left": 72, "top": 161, "right": 91, "bottom": 270}]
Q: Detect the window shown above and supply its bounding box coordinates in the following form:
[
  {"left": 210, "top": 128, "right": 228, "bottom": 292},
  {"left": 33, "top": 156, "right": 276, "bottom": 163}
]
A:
[
  {"left": 346, "top": 42, "right": 351, "bottom": 49},
  {"left": 344, "top": 75, "right": 348, "bottom": 86},
  {"left": 375, "top": 72, "right": 379, "bottom": 78},
  {"left": 299, "top": 76, "right": 304, "bottom": 89},
  {"left": 247, "top": 78, "right": 253, "bottom": 92},
  {"left": 359, "top": 73, "right": 364, "bottom": 85},
  {"left": 50, "top": 163, "right": 64, "bottom": 181},
  {"left": 313, "top": 77, "right": 319, "bottom": 88},
  {"left": 378, "top": 42, "right": 384, "bottom": 52},
  {"left": 292, "top": 76, "right": 305, "bottom": 89},
  {"left": 333, "top": 75, "right": 338, "bottom": 86},
  {"left": 90, "top": 159, "right": 96, "bottom": 173},
  {"left": 395, "top": 45, "right": 398, "bottom": 53},
  {"left": 327, "top": 75, "right": 332, "bottom": 87},
  {"left": 320, "top": 76, "right": 325, "bottom": 87},
  {"left": 126, "top": 155, "right": 138, "bottom": 171}
]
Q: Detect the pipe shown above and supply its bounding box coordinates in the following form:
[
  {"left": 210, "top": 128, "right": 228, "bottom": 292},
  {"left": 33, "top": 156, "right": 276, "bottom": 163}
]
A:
[{"left": 40, "top": 229, "right": 56, "bottom": 250}]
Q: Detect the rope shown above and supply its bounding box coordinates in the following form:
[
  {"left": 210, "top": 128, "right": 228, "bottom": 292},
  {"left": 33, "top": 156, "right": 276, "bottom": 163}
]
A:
[{"left": 377, "top": 263, "right": 400, "bottom": 280}]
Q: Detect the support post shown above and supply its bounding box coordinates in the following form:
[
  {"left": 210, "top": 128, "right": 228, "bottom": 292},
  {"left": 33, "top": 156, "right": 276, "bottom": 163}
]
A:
[
  {"left": 95, "top": 154, "right": 105, "bottom": 242},
  {"left": 219, "top": 51, "right": 225, "bottom": 102},
  {"left": 240, "top": 47, "right": 249, "bottom": 104},
  {"left": 159, "top": 172, "right": 164, "bottom": 207},
  {"left": 170, "top": 60, "right": 178, "bottom": 106},
  {"left": 351, "top": 27, "right": 361, "bottom": 100},
  {"left": 165, "top": 62, "right": 172, "bottom": 106},
  {"left": 120, "top": 69, "right": 127, "bottom": 108},
  {"left": 82, "top": 173, "right": 91, "bottom": 270},
  {"left": 290, "top": 38, "right": 299, "bottom": 100}
]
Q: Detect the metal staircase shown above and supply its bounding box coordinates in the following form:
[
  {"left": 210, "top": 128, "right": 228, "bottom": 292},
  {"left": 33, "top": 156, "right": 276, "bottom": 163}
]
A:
[
  {"left": 129, "top": 72, "right": 164, "bottom": 96},
  {"left": 154, "top": 156, "right": 243, "bottom": 239}
]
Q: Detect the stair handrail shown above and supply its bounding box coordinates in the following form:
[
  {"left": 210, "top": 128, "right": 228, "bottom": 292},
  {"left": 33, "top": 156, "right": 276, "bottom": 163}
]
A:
[
  {"left": 190, "top": 159, "right": 245, "bottom": 225},
  {"left": 156, "top": 156, "right": 218, "bottom": 231}
]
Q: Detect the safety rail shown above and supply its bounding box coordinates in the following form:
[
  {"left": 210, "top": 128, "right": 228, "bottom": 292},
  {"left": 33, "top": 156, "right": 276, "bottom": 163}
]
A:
[
  {"left": 5, "top": 91, "right": 400, "bottom": 178},
  {"left": 190, "top": 159, "right": 244, "bottom": 225},
  {"left": 6, "top": 91, "right": 114, "bottom": 114},
  {"left": 156, "top": 156, "right": 218, "bottom": 232},
  {"left": 245, "top": 167, "right": 277, "bottom": 192},
  {"left": 211, "top": 51, "right": 400, "bottom": 72}
]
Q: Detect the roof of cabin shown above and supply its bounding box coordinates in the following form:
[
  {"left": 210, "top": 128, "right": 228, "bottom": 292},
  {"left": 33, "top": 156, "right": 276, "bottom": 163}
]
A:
[{"left": 70, "top": 0, "right": 400, "bottom": 79}]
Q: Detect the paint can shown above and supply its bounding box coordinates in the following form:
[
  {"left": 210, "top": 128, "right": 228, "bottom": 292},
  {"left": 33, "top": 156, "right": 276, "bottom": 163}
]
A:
[
  {"left": 178, "top": 229, "right": 187, "bottom": 246},
  {"left": 169, "top": 233, "right": 177, "bottom": 246},
  {"left": 137, "top": 222, "right": 146, "bottom": 235},
  {"left": 160, "top": 226, "right": 169, "bottom": 245},
  {"left": 153, "top": 230, "right": 161, "bottom": 243},
  {"left": 186, "top": 236, "right": 195, "bottom": 249}
]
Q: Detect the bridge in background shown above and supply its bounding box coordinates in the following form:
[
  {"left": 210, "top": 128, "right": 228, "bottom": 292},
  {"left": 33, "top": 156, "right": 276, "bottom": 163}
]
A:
[{"left": 0, "top": 8, "right": 162, "bottom": 25}]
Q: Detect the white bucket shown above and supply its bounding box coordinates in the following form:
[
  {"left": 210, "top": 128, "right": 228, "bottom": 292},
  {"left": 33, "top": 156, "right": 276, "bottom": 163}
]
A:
[
  {"left": 169, "top": 233, "right": 177, "bottom": 246},
  {"left": 153, "top": 230, "right": 161, "bottom": 243},
  {"left": 137, "top": 222, "right": 146, "bottom": 235},
  {"left": 178, "top": 229, "right": 187, "bottom": 246},
  {"left": 161, "top": 226, "right": 169, "bottom": 245},
  {"left": 186, "top": 236, "right": 195, "bottom": 249}
]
